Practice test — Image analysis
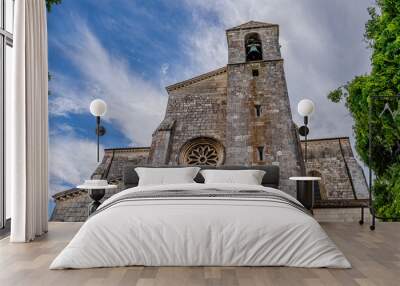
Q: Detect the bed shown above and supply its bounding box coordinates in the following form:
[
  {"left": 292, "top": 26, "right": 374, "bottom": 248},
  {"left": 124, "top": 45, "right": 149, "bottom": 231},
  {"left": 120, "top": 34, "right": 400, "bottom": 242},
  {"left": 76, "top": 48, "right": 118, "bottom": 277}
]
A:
[{"left": 50, "top": 165, "right": 350, "bottom": 269}]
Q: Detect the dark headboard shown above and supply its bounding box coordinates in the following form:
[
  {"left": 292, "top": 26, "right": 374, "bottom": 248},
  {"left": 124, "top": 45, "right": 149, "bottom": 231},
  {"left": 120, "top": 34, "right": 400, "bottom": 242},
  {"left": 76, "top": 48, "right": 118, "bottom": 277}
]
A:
[{"left": 123, "top": 165, "right": 280, "bottom": 189}]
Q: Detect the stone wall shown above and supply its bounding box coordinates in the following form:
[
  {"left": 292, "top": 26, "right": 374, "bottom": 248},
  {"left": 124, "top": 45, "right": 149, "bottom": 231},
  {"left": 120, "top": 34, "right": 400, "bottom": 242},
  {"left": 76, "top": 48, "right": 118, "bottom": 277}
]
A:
[
  {"left": 302, "top": 137, "right": 368, "bottom": 200},
  {"left": 150, "top": 68, "right": 228, "bottom": 166},
  {"left": 51, "top": 189, "right": 89, "bottom": 222},
  {"left": 338, "top": 138, "right": 369, "bottom": 199},
  {"left": 226, "top": 22, "right": 281, "bottom": 64},
  {"left": 225, "top": 23, "right": 304, "bottom": 196},
  {"left": 149, "top": 21, "right": 305, "bottom": 196},
  {"left": 148, "top": 119, "right": 175, "bottom": 165},
  {"left": 92, "top": 147, "right": 150, "bottom": 180}
]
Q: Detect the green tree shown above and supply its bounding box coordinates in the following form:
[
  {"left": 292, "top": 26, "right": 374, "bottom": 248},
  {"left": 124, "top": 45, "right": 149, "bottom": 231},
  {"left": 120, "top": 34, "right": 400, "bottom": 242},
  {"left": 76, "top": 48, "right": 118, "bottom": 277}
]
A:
[
  {"left": 46, "top": 0, "right": 62, "bottom": 12},
  {"left": 328, "top": 0, "right": 400, "bottom": 218},
  {"left": 45, "top": 0, "right": 61, "bottom": 95}
]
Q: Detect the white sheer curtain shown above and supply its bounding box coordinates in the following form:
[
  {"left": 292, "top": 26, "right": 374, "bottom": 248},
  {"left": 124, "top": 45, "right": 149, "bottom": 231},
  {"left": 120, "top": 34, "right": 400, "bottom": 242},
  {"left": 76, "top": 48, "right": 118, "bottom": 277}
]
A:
[{"left": 8, "top": 0, "right": 48, "bottom": 242}]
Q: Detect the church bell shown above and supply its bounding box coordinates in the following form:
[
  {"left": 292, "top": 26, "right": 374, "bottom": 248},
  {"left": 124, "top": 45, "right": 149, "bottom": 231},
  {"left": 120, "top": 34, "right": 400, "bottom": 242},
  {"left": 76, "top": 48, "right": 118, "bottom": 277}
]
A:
[
  {"left": 248, "top": 45, "right": 260, "bottom": 55},
  {"left": 246, "top": 39, "right": 262, "bottom": 61}
]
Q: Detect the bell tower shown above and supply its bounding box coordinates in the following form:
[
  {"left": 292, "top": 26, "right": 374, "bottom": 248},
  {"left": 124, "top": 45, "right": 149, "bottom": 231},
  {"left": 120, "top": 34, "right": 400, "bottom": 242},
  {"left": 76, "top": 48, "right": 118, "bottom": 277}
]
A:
[{"left": 225, "top": 21, "right": 304, "bottom": 196}]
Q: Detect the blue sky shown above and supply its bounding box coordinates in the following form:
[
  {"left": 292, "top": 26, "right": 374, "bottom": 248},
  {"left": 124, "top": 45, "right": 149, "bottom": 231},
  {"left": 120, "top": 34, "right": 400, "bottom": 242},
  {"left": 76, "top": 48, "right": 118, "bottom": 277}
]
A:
[{"left": 47, "top": 0, "right": 374, "bottom": 202}]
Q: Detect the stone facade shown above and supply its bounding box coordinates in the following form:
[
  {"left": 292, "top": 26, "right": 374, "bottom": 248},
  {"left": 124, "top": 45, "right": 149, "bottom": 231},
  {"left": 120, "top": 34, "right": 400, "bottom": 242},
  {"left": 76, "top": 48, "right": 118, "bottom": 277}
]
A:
[
  {"left": 92, "top": 147, "right": 150, "bottom": 181},
  {"left": 149, "top": 67, "right": 228, "bottom": 166},
  {"left": 150, "top": 21, "right": 304, "bottom": 196},
  {"left": 302, "top": 137, "right": 368, "bottom": 202},
  {"left": 51, "top": 189, "right": 89, "bottom": 222},
  {"left": 51, "top": 21, "right": 369, "bottom": 222}
]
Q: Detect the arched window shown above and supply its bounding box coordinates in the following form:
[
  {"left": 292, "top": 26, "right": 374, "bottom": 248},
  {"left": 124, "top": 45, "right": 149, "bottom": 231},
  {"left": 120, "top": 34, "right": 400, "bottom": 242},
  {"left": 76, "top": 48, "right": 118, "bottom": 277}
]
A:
[
  {"left": 179, "top": 137, "right": 225, "bottom": 166},
  {"left": 245, "top": 33, "right": 263, "bottom": 62}
]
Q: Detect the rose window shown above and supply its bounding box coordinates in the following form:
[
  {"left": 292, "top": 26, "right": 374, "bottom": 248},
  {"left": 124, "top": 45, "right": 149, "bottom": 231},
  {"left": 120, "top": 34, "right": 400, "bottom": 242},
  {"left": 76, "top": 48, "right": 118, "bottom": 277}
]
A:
[{"left": 179, "top": 137, "right": 224, "bottom": 166}]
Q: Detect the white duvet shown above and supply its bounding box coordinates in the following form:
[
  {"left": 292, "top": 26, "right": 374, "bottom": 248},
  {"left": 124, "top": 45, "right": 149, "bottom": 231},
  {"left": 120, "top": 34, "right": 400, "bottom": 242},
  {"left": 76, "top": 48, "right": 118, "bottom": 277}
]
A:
[{"left": 50, "top": 183, "right": 351, "bottom": 269}]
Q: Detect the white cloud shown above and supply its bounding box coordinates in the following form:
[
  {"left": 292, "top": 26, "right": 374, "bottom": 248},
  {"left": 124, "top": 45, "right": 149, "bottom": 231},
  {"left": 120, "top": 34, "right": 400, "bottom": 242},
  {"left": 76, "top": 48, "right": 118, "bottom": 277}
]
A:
[
  {"left": 48, "top": 17, "right": 170, "bottom": 197},
  {"left": 160, "top": 63, "right": 169, "bottom": 75},
  {"left": 182, "top": 17, "right": 228, "bottom": 75},
  {"left": 49, "top": 134, "right": 103, "bottom": 195},
  {"left": 49, "top": 74, "right": 91, "bottom": 116},
  {"left": 49, "top": 19, "right": 168, "bottom": 146}
]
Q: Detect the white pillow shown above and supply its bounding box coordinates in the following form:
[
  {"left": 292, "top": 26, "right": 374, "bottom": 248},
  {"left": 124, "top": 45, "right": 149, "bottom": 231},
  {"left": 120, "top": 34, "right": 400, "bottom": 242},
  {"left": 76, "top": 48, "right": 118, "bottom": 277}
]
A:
[
  {"left": 135, "top": 167, "right": 201, "bottom": 186},
  {"left": 200, "top": 169, "right": 266, "bottom": 185}
]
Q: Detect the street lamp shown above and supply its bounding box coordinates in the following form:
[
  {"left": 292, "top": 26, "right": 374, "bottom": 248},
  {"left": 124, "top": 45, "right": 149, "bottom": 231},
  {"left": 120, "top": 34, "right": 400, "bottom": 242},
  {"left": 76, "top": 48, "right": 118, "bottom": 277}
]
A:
[
  {"left": 297, "top": 99, "right": 315, "bottom": 162},
  {"left": 90, "top": 99, "right": 107, "bottom": 162}
]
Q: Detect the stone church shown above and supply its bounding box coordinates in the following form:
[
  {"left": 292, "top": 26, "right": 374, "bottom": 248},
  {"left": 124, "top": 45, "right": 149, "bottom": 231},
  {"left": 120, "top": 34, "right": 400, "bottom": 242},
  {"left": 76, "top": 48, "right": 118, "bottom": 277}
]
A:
[{"left": 51, "top": 21, "right": 369, "bottom": 222}]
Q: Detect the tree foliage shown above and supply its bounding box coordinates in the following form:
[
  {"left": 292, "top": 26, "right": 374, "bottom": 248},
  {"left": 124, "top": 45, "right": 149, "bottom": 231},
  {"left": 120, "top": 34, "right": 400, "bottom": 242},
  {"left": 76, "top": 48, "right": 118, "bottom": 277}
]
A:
[
  {"left": 46, "top": 0, "right": 62, "bottom": 12},
  {"left": 374, "top": 163, "right": 400, "bottom": 218},
  {"left": 328, "top": 0, "right": 400, "bottom": 217},
  {"left": 45, "top": 0, "right": 61, "bottom": 96}
]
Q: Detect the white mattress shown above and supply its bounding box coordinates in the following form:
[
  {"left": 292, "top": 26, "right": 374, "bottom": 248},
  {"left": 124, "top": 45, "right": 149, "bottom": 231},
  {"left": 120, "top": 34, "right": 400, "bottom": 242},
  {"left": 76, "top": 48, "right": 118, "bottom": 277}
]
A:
[{"left": 50, "top": 183, "right": 351, "bottom": 269}]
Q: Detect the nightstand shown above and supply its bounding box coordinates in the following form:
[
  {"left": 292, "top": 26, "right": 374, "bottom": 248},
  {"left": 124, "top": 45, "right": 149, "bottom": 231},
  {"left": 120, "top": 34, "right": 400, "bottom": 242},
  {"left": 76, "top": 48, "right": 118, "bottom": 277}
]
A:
[
  {"left": 77, "top": 181, "right": 117, "bottom": 215},
  {"left": 289, "top": 176, "right": 321, "bottom": 212}
]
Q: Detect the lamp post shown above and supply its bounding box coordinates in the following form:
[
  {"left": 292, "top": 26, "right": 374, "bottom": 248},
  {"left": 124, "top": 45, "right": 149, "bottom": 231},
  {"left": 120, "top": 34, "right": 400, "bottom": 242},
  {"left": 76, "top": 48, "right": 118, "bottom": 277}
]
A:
[
  {"left": 297, "top": 99, "right": 315, "bottom": 162},
  {"left": 90, "top": 99, "right": 107, "bottom": 162}
]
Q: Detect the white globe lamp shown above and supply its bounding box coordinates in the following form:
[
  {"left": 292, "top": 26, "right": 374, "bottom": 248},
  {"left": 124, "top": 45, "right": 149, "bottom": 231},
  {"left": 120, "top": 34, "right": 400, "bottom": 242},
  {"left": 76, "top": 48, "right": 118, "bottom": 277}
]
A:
[
  {"left": 297, "top": 99, "right": 315, "bottom": 117},
  {"left": 90, "top": 99, "right": 107, "bottom": 117},
  {"left": 297, "top": 99, "right": 315, "bottom": 163},
  {"left": 90, "top": 99, "right": 107, "bottom": 162}
]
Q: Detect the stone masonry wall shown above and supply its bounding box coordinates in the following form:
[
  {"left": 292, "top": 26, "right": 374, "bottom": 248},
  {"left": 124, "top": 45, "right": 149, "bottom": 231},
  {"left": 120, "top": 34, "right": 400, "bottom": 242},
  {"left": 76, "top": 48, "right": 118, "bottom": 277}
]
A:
[
  {"left": 105, "top": 148, "right": 150, "bottom": 182},
  {"left": 338, "top": 138, "right": 369, "bottom": 199},
  {"left": 225, "top": 24, "right": 303, "bottom": 196},
  {"left": 51, "top": 190, "right": 89, "bottom": 222},
  {"left": 150, "top": 70, "right": 228, "bottom": 166},
  {"left": 148, "top": 119, "right": 175, "bottom": 165},
  {"left": 226, "top": 24, "right": 281, "bottom": 64},
  {"left": 302, "top": 138, "right": 368, "bottom": 200}
]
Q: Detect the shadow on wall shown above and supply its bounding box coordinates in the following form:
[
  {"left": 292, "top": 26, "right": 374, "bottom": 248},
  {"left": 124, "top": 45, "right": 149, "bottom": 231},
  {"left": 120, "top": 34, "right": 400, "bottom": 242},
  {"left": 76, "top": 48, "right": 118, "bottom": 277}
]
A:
[{"left": 308, "top": 170, "right": 326, "bottom": 201}]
